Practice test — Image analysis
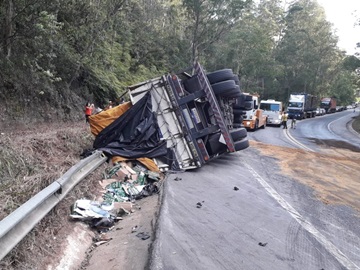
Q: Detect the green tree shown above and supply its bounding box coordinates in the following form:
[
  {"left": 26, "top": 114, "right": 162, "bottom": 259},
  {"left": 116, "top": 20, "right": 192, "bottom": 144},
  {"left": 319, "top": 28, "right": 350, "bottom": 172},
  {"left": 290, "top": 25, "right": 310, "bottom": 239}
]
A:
[
  {"left": 182, "top": 0, "right": 252, "bottom": 65},
  {"left": 275, "top": 0, "right": 339, "bottom": 102},
  {"left": 204, "top": 0, "right": 285, "bottom": 99},
  {"left": 330, "top": 71, "right": 356, "bottom": 105}
]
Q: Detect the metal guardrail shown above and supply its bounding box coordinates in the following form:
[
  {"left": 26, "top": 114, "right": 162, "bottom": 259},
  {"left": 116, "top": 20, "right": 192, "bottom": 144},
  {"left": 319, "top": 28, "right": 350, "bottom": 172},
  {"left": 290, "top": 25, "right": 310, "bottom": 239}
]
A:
[{"left": 0, "top": 150, "right": 107, "bottom": 261}]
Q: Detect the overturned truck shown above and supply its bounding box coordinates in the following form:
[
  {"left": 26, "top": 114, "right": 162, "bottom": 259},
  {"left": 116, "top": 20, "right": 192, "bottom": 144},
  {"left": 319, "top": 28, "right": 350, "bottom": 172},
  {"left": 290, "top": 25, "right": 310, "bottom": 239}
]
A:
[{"left": 93, "top": 62, "right": 249, "bottom": 171}]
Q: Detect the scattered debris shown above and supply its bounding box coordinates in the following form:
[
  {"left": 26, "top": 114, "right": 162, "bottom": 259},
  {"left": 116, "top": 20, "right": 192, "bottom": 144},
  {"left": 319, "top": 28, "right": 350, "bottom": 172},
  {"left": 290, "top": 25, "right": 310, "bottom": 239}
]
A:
[
  {"left": 94, "top": 234, "right": 113, "bottom": 246},
  {"left": 258, "top": 242, "right": 267, "bottom": 247},
  {"left": 174, "top": 177, "right": 182, "bottom": 181},
  {"left": 131, "top": 225, "right": 138, "bottom": 233},
  {"left": 136, "top": 232, "right": 150, "bottom": 240},
  {"left": 70, "top": 159, "right": 163, "bottom": 252},
  {"left": 234, "top": 186, "right": 239, "bottom": 191}
]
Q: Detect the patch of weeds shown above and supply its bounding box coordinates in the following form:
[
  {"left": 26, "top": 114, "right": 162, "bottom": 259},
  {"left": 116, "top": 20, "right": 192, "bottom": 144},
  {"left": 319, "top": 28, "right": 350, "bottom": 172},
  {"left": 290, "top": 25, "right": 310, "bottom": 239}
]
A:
[{"left": 0, "top": 123, "right": 96, "bottom": 269}]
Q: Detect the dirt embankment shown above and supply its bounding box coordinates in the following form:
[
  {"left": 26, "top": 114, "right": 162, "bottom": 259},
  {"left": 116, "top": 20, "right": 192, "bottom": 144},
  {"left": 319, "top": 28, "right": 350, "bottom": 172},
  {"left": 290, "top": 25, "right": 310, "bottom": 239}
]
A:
[
  {"left": 0, "top": 122, "right": 161, "bottom": 270},
  {"left": 0, "top": 122, "right": 97, "bottom": 269}
]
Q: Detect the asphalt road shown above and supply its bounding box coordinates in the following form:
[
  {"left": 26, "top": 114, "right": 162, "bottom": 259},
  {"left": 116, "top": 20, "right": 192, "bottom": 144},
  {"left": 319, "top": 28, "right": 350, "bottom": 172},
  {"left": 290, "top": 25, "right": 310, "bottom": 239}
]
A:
[
  {"left": 248, "top": 109, "right": 360, "bottom": 152},
  {"left": 149, "top": 110, "right": 360, "bottom": 270}
]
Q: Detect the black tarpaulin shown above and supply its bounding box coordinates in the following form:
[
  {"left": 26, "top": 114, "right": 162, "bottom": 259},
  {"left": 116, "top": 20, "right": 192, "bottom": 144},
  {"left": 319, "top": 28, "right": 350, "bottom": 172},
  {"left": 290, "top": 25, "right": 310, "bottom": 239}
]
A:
[{"left": 93, "top": 93, "right": 167, "bottom": 159}]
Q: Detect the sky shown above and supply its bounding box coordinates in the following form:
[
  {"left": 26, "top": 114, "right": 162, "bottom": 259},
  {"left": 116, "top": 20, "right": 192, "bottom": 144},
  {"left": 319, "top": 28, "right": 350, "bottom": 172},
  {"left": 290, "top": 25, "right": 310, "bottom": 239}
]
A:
[{"left": 316, "top": 0, "right": 359, "bottom": 55}]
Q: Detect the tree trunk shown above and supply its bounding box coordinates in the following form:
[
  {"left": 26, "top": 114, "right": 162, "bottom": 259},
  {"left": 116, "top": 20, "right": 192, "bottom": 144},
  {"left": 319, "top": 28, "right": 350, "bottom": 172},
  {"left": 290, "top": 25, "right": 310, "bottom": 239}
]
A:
[{"left": 3, "top": 0, "right": 14, "bottom": 59}]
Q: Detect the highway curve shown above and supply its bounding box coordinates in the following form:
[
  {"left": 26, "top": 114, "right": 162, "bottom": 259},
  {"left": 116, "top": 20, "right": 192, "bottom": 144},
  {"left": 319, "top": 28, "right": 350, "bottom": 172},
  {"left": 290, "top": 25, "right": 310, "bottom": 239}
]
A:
[{"left": 150, "top": 110, "right": 360, "bottom": 270}]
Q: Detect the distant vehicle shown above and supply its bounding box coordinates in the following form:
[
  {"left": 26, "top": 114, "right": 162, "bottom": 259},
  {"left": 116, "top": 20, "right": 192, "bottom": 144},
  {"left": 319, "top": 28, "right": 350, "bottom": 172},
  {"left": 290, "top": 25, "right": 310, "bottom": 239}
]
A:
[
  {"left": 287, "top": 93, "right": 318, "bottom": 120},
  {"left": 316, "top": 108, "right": 325, "bottom": 116},
  {"left": 336, "top": 106, "right": 345, "bottom": 112},
  {"left": 259, "top": 99, "right": 283, "bottom": 127},
  {"left": 320, "top": 97, "right": 336, "bottom": 113}
]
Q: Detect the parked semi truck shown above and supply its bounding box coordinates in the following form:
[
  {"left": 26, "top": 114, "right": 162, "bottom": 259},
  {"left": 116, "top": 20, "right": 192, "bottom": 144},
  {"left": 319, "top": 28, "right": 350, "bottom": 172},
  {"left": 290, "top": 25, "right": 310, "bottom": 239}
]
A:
[
  {"left": 287, "top": 93, "right": 318, "bottom": 120},
  {"left": 259, "top": 99, "right": 283, "bottom": 127},
  {"left": 320, "top": 97, "right": 337, "bottom": 113},
  {"left": 115, "top": 63, "right": 250, "bottom": 171}
]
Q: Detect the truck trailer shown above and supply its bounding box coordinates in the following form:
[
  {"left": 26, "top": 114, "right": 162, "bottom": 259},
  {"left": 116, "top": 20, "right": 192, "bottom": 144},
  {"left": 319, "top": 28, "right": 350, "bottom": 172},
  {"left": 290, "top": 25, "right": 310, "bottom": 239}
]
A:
[
  {"left": 95, "top": 63, "right": 249, "bottom": 171},
  {"left": 287, "top": 93, "right": 318, "bottom": 120}
]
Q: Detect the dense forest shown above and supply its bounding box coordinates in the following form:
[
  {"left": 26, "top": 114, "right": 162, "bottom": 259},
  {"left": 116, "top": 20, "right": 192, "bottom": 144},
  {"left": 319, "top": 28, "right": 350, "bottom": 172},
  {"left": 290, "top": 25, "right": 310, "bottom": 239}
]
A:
[{"left": 1, "top": 0, "right": 359, "bottom": 124}]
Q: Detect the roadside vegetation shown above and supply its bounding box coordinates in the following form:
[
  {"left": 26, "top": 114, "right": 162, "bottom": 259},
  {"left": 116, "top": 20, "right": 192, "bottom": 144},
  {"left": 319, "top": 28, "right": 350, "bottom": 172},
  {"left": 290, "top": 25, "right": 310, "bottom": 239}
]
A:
[
  {"left": 0, "top": 0, "right": 359, "bottom": 127},
  {"left": 0, "top": 124, "right": 102, "bottom": 269}
]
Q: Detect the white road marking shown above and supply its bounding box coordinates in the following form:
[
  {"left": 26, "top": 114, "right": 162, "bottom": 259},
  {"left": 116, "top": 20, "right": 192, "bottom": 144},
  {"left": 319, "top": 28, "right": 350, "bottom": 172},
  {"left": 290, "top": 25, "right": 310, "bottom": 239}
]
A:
[
  {"left": 328, "top": 112, "right": 360, "bottom": 138},
  {"left": 327, "top": 113, "right": 350, "bottom": 136},
  {"left": 284, "top": 129, "right": 315, "bottom": 152},
  {"left": 244, "top": 162, "right": 360, "bottom": 270}
]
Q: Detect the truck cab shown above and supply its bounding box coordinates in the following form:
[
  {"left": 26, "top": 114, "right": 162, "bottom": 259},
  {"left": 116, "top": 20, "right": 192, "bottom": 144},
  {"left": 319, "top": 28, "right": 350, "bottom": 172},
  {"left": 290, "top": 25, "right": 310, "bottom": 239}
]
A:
[
  {"left": 239, "top": 94, "right": 267, "bottom": 130},
  {"left": 320, "top": 97, "right": 337, "bottom": 113},
  {"left": 259, "top": 99, "right": 283, "bottom": 127},
  {"left": 287, "top": 93, "right": 317, "bottom": 120}
]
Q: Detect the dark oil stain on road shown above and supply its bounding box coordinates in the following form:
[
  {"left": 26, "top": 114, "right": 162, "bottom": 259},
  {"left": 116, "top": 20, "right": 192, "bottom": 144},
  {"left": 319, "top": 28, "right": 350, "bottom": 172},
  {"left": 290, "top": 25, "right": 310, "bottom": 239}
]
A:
[{"left": 309, "top": 138, "right": 360, "bottom": 152}]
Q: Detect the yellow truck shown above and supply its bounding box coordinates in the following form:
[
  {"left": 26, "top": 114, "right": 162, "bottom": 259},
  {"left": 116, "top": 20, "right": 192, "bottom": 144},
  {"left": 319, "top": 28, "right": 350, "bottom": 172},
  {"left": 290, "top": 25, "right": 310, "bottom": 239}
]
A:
[{"left": 240, "top": 94, "right": 267, "bottom": 130}]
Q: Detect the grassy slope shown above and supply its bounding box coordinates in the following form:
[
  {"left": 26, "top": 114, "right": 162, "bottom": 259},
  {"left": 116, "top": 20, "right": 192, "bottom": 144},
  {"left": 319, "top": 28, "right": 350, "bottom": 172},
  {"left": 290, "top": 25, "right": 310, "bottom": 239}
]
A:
[{"left": 0, "top": 123, "right": 106, "bottom": 269}]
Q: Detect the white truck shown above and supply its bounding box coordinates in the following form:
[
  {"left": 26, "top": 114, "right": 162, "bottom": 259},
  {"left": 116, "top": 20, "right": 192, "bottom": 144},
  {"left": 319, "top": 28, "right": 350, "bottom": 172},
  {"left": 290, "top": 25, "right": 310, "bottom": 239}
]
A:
[
  {"left": 287, "top": 93, "right": 318, "bottom": 120},
  {"left": 259, "top": 99, "right": 283, "bottom": 127},
  {"left": 100, "top": 62, "right": 250, "bottom": 171},
  {"left": 233, "top": 93, "right": 267, "bottom": 130}
]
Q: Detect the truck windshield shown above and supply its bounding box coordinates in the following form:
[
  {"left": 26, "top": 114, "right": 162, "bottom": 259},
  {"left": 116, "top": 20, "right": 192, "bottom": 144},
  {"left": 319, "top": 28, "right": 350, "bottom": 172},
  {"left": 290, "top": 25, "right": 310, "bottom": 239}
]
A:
[
  {"left": 288, "top": 102, "right": 302, "bottom": 108},
  {"left": 260, "top": 103, "right": 280, "bottom": 111},
  {"left": 244, "top": 101, "right": 253, "bottom": 110}
]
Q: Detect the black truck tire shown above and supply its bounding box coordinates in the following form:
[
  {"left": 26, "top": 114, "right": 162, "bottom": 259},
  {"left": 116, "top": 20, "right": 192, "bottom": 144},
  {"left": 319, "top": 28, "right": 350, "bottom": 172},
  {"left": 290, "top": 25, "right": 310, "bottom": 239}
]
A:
[
  {"left": 233, "top": 108, "right": 246, "bottom": 115},
  {"left": 224, "top": 85, "right": 241, "bottom": 98},
  {"left": 255, "top": 120, "right": 259, "bottom": 130},
  {"left": 232, "top": 75, "right": 240, "bottom": 85},
  {"left": 233, "top": 114, "right": 243, "bottom": 123},
  {"left": 261, "top": 120, "right": 266, "bottom": 129},
  {"left": 211, "top": 80, "right": 236, "bottom": 96},
  {"left": 234, "top": 138, "right": 249, "bottom": 151},
  {"left": 230, "top": 128, "right": 247, "bottom": 141},
  {"left": 207, "top": 69, "right": 234, "bottom": 84}
]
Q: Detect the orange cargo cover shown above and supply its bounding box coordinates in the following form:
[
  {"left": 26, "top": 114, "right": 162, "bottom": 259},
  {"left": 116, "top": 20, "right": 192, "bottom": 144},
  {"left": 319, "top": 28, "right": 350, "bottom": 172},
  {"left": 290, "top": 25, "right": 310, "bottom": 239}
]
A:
[{"left": 89, "top": 102, "right": 132, "bottom": 136}]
